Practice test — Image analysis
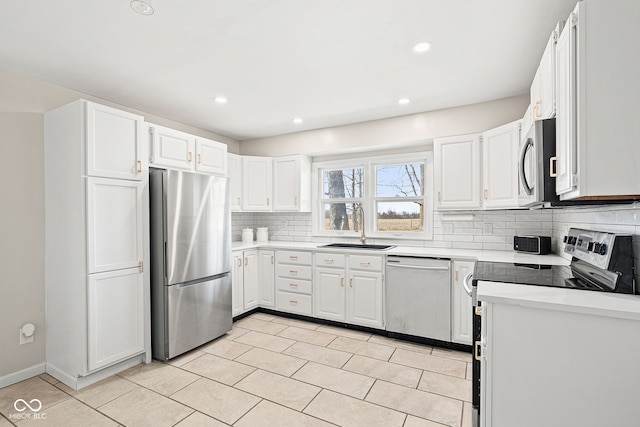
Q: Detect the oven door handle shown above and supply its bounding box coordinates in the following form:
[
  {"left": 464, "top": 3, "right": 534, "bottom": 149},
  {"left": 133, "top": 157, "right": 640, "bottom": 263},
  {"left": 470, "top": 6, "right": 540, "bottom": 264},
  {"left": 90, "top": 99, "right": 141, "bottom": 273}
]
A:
[
  {"left": 463, "top": 272, "right": 473, "bottom": 297},
  {"left": 519, "top": 138, "right": 534, "bottom": 196}
]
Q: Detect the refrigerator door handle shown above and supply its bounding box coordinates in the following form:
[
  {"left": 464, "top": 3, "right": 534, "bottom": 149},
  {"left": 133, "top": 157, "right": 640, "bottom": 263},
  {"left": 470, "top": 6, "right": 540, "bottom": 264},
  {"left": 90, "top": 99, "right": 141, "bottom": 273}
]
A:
[{"left": 176, "top": 272, "right": 231, "bottom": 289}]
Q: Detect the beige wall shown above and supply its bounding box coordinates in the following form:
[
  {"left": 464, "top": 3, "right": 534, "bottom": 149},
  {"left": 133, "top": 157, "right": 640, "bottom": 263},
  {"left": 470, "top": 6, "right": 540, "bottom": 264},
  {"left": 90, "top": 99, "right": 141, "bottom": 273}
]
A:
[
  {"left": 240, "top": 94, "right": 529, "bottom": 157},
  {"left": 0, "top": 113, "right": 45, "bottom": 377}
]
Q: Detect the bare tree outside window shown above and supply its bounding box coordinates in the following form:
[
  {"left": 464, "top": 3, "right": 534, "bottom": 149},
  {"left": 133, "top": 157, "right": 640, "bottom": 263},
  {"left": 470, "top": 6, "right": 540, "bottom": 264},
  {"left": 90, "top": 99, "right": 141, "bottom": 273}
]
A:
[
  {"left": 323, "top": 167, "right": 364, "bottom": 231},
  {"left": 375, "top": 163, "right": 424, "bottom": 232}
]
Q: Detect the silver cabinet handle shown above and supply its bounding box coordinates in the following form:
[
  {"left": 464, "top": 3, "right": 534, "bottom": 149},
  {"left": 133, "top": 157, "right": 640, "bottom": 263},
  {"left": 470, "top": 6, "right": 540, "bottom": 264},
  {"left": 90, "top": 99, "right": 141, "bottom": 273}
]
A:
[{"left": 463, "top": 272, "right": 473, "bottom": 297}]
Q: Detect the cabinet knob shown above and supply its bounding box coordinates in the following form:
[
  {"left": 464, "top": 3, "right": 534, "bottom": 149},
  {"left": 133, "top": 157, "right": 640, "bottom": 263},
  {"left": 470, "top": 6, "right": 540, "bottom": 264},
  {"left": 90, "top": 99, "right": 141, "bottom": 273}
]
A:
[
  {"left": 290, "top": 300, "right": 298, "bottom": 304},
  {"left": 197, "top": 153, "right": 202, "bottom": 164},
  {"left": 483, "top": 189, "right": 488, "bottom": 200},
  {"left": 340, "top": 277, "right": 344, "bottom": 287},
  {"left": 349, "top": 278, "right": 353, "bottom": 287},
  {"left": 290, "top": 283, "right": 298, "bottom": 288},
  {"left": 137, "top": 160, "right": 142, "bottom": 173},
  {"left": 188, "top": 152, "right": 193, "bottom": 162}
]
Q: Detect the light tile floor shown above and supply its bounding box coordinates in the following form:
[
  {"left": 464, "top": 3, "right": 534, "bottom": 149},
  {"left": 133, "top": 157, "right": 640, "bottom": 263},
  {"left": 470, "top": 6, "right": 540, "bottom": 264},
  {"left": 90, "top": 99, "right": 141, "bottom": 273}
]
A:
[{"left": 0, "top": 312, "right": 472, "bottom": 427}]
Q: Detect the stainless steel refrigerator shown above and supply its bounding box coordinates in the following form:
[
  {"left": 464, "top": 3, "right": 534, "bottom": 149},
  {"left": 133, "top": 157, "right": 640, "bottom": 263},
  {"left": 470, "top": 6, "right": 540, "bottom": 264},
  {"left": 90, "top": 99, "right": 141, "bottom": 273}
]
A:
[{"left": 149, "top": 168, "right": 232, "bottom": 361}]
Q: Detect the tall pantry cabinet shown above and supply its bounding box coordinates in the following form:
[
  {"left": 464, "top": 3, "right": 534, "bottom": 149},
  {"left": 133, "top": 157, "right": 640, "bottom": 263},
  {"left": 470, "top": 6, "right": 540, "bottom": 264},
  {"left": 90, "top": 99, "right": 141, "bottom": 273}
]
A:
[{"left": 45, "top": 100, "right": 150, "bottom": 390}]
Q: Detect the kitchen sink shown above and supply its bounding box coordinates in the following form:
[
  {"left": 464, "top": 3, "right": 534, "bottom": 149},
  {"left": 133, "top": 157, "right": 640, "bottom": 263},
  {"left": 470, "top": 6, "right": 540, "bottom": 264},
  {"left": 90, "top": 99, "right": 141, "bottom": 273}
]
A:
[{"left": 318, "top": 243, "right": 396, "bottom": 250}]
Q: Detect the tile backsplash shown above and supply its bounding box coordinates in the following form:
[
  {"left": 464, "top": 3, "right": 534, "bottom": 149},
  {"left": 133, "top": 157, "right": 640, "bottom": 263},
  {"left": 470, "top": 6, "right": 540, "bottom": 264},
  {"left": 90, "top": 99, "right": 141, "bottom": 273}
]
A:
[{"left": 233, "top": 202, "right": 639, "bottom": 289}]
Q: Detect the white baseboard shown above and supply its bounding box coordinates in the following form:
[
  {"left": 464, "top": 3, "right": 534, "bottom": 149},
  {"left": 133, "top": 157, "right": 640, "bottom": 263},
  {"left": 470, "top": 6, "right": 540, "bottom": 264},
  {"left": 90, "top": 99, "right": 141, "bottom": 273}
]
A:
[
  {"left": 47, "top": 355, "right": 145, "bottom": 390},
  {"left": 0, "top": 363, "right": 46, "bottom": 388}
]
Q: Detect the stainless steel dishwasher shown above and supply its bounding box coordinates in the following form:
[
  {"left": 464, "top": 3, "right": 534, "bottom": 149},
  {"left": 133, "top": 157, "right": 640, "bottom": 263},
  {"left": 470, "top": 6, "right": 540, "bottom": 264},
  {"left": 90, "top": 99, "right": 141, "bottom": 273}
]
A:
[{"left": 385, "top": 255, "right": 451, "bottom": 342}]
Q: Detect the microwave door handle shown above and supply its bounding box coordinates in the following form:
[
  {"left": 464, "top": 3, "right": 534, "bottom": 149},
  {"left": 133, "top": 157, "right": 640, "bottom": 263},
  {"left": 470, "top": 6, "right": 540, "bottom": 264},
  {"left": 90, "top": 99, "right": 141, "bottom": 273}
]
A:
[{"left": 519, "top": 138, "right": 534, "bottom": 196}]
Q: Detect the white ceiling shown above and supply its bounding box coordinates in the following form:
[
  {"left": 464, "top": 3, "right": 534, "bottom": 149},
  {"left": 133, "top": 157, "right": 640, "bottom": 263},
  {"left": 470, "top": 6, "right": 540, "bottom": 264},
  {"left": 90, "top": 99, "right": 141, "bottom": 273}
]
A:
[{"left": 0, "top": 0, "right": 577, "bottom": 141}]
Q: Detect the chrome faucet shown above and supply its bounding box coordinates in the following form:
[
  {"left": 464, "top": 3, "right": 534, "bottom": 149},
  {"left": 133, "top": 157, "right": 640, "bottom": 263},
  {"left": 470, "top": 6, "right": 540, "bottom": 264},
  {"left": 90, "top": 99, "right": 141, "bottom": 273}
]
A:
[{"left": 355, "top": 205, "right": 366, "bottom": 244}]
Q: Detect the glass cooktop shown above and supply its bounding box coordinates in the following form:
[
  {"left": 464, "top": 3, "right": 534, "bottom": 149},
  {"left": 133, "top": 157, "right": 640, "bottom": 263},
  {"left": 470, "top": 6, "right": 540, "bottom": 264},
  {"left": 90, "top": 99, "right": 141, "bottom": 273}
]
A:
[{"left": 473, "top": 261, "right": 619, "bottom": 292}]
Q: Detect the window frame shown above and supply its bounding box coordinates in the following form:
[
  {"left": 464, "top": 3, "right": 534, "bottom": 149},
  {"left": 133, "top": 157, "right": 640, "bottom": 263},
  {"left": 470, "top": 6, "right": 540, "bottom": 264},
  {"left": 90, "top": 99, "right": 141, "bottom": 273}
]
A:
[{"left": 312, "top": 152, "right": 433, "bottom": 240}]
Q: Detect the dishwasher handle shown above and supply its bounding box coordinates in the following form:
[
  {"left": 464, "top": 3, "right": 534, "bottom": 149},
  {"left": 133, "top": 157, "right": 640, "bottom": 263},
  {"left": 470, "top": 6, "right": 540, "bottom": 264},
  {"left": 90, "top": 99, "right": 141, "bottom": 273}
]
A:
[
  {"left": 463, "top": 272, "right": 473, "bottom": 297},
  {"left": 386, "top": 263, "right": 450, "bottom": 271}
]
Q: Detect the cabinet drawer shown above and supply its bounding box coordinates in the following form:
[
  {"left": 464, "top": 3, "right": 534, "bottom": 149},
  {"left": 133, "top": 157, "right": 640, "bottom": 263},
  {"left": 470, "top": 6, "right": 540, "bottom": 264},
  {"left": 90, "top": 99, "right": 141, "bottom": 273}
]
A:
[
  {"left": 276, "top": 250, "right": 312, "bottom": 265},
  {"left": 276, "top": 290, "right": 312, "bottom": 315},
  {"left": 348, "top": 255, "right": 383, "bottom": 271},
  {"left": 277, "top": 278, "right": 312, "bottom": 294},
  {"left": 277, "top": 264, "right": 312, "bottom": 280},
  {"left": 314, "top": 253, "right": 346, "bottom": 268}
]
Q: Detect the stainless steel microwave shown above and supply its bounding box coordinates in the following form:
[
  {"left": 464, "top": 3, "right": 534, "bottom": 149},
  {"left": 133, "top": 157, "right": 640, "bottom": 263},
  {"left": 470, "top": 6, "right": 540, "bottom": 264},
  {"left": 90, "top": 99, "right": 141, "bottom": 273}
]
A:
[{"left": 518, "top": 118, "right": 560, "bottom": 207}]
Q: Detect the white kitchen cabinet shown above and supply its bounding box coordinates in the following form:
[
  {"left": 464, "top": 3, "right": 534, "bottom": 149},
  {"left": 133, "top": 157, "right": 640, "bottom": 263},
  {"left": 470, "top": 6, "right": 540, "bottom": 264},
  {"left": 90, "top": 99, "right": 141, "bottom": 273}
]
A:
[
  {"left": 87, "top": 268, "right": 144, "bottom": 371},
  {"left": 148, "top": 124, "right": 194, "bottom": 171},
  {"left": 273, "top": 155, "right": 312, "bottom": 212},
  {"left": 481, "top": 121, "right": 521, "bottom": 209},
  {"left": 314, "top": 253, "right": 384, "bottom": 329},
  {"left": 434, "top": 133, "right": 482, "bottom": 210},
  {"left": 451, "top": 260, "right": 474, "bottom": 345},
  {"left": 555, "top": 0, "right": 640, "bottom": 200},
  {"left": 242, "top": 156, "right": 273, "bottom": 211},
  {"left": 480, "top": 297, "right": 640, "bottom": 427},
  {"left": 194, "top": 137, "right": 227, "bottom": 175},
  {"left": 530, "top": 30, "right": 558, "bottom": 122},
  {"left": 148, "top": 123, "right": 227, "bottom": 175},
  {"left": 275, "top": 250, "right": 314, "bottom": 315},
  {"left": 44, "top": 100, "right": 150, "bottom": 390},
  {"left": 314, "top": 267, "right": 346, "bottom": 321},
  {"left": 242, "top": 250, "right": 259, "bottom": 310},
  {"left": 258, "top": 250, "right": 275, "bottom": 307},
  {"left": 232, "top": 251, "right": 245, "bottom": 317},
  {"left": 86, "top": 101, "right": 145, "bottom": 181},
  {"left": 87, "top": 178, "right": 144, "bottom": 274},
  {"left": 227, "top": 153, "right": 243, "bottom": 211}
]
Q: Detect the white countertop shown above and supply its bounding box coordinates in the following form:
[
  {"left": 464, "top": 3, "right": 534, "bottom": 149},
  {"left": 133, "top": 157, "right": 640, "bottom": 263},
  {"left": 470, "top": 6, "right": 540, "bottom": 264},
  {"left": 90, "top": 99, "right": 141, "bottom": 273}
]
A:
[
  {"left": 231, "top": 240, "right": 569, "bottom": 264},
  {"left": 477, "top": 280, "right": 640, "bottom": 321}
]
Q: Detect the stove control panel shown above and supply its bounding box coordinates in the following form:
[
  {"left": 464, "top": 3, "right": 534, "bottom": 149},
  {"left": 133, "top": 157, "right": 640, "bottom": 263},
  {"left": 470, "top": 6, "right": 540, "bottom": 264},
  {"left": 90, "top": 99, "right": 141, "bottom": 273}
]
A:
[{"left": 563, "top": 228, "right": 627, "bottom": 270}]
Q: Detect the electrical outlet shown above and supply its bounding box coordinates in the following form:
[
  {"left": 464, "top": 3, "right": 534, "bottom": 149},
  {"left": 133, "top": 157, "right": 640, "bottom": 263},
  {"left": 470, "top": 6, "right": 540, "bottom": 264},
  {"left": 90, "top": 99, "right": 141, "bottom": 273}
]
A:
[
  {"left": 19, "top": 324, "right": 35, "bottom": 345},
  {"left": 483, "top": 223, "right": 493, "bottom": 234}
]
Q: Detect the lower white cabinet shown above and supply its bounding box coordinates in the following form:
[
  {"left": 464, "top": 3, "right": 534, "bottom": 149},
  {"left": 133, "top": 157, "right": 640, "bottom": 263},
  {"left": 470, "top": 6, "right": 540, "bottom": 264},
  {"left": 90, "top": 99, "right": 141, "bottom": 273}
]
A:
[
  {"left": 275, "top": 250, "right": 313, "bottom": 315},
  {"left": 232, "top": 249, "right": 274, "bottom": 316},
  {"left": 451, "top": 260, "right": 474, "bottom": 345},
  {"left": 87, "top": 268, "right": 144, "bottom": 371},
  {"left": 258, "top": 250, "right": 275, "bottom": 307},
  {"left": 314, "top": 253, "right": 384, "bottom": 329}
]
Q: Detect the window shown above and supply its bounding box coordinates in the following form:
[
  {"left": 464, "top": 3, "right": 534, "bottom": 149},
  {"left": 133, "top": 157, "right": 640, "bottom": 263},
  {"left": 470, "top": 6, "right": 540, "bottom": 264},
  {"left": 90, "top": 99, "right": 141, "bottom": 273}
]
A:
[{"left": 313, "top": 153, "right": 433, "bottom": 240}]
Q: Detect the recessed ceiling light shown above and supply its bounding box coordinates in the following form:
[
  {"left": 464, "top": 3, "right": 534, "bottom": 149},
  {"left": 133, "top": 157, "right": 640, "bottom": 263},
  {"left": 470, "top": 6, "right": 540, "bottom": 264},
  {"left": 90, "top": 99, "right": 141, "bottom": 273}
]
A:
[
  {"left": 292, "top": 118, "right": 303, "bottom": 124},
  {"left": 214, "top": 97, "right": 227, "bottom": 104},
  {"left": 411, "top": 41, "right": 433, "bottom": 54},
  {"left": 398, "top": 98, "right": 411, "bottom": 105},
  {"left": 130, "top": 0, "right": 154, "bottom": 16}
]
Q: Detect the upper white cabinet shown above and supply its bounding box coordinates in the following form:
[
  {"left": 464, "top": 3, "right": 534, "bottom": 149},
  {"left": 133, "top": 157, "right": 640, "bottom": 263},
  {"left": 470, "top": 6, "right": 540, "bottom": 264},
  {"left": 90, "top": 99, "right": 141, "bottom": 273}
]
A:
[
  {"left": 44, "top": 100, "right": 150, "bottom": 389},
  {"left": 555, "top": 0, "right": 640, "bottom": 200},
  {"left": 273, "top": 155, "right": 312, "bottom": 212},
  {"left": 148, "top": 123, "right": 227, "bottom": 176},
  {"left": 195, "top": 137, "right": 227, "bottom": 175},
  {"left": 530, "top": 30, "right": 558, "bottom": 122},
  {"left": 86, "top": 102, "right": 145, "bottom": 181},
  {"left": 481, "top": 121, "right": 521, "bottom": 209},
  {"left": 434, "top": 133, "right": 482, "bottom": 210},
  {"left": 242, "top": 156, "right": 273, "bottom": 211},
  {"left": 227, "top": 153, "right": 242, "bottom": 211}
]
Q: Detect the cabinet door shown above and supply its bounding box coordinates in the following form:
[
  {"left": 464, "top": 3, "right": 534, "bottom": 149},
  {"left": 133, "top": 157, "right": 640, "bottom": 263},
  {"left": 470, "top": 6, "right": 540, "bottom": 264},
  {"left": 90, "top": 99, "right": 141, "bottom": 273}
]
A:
[
  {"left": 86, "top": 102, "right": 144, "bottom": 181},
  {"left": 451, "top": 260, "right": 474, "bottom": 345},
  {"left": 87, "top": 268, "right": 144, "bottom": 371},
  {"left": 87, "top": 178, "right": 144, "bottom": 274},
  {"left": 347, "top": 270, "right": 383, "bottom": 329},
  {"left": 434, "top": 134, "right": 482, "bottom": 210},
  {"left": 314, "top": 267, "right": 345, "bottom": 321},
  {"left": 243, "top": 250, "right": 259, "bottom": 310},
  {"left": 273, "top": 156, "right": 299, "bottom": 211},
  {"left": 555, "top": 17, "right": 578, "bottom": 196},
  {"left": 538, "top": 33, "right": 556, "bottom": 120},
  {"left": 482, "top": 121, "right": 520, "bottom": 209},
  {"left": 227, "top": 154, "right": 243, "bottom": 211},
  {"left": 242, "top": 156, "right": 272, "bottom": 211},
  {"left": 149, "top": 124, "right": 195, "bottom": 171},
  {"left": 258, "top": 250, "right": 275, "bottom": 307},
  {"left": 232, "top": 252, "right": 245, "bottom": 317},
  {"left": 195, "top": 138, "right": 227, "bottom": 175}
]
